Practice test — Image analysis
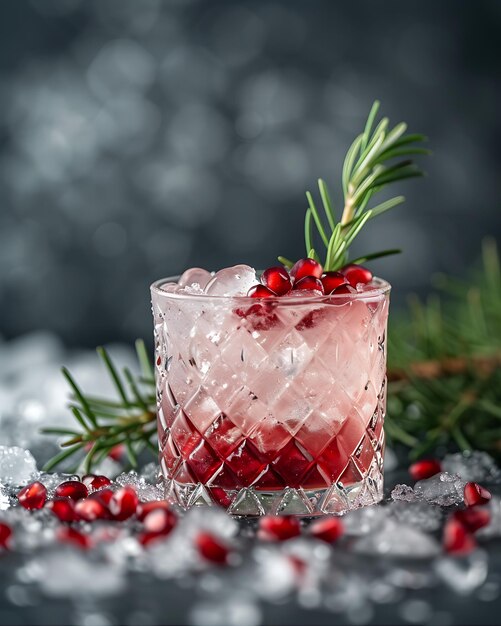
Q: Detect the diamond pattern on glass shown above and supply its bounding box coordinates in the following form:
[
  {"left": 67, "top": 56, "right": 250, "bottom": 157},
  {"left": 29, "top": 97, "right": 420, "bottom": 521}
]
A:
[{"left": 153, "top": 285, "right": 389, "bottom": 516}]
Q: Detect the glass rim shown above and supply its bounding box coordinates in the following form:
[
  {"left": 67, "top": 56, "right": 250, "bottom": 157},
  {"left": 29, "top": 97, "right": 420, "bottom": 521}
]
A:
[{"left": 150, "top": 275, "right": 391, "bottom": 304}]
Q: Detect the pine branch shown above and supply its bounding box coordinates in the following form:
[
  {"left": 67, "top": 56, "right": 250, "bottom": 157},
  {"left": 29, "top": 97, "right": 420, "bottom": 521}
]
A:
[
  {"left": 42, "top": 340, "right": 156, "bottom": 473},
  {"left": 387, "top": 238, "right": 501, "bottom": 458}
]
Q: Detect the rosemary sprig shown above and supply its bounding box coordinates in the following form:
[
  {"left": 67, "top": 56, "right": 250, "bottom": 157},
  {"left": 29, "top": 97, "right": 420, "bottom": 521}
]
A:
[
  {"left": 281, "top": 100, "right": 429, "bottom": 270},
  {"left": 42, "top": 340, "right": 156, "bottom": 473}
]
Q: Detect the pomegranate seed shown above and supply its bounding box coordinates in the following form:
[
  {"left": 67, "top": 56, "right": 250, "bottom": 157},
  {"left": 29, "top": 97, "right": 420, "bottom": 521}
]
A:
[
  {"left": 329, "top": 284, "right": 357, "bottom": 305},
  {"left": 454, "top": 508, "right": 491, "bottom": 533},
  {"left": 108, "top": 445, "right": 125, "bottom": 462},
  {"left": 261, "top": 267, "right": 292, "bottom": 296},
  {"left": 309, "top": 517, "right": 344, "bottom": 543},
  {"left": 82, "top": 474, "right": 112, "bottom": 492},
  {"left": 321, "top": 271, "right": 347, "bottom": 294},
  {"left": 293, "top": 276, "right": 324, "bottom": 294},
  {"left": 247, "top": 284, "right": 276, "bottom": 298},
  {"left": 48, "top": 497, "right": 79, "bottom": 523},
  {"left": 289, "top": 555, "right": 307, "bottom": 577},
  {"left": 195, "top": 531, "right": 230, "bottom": 565},
  {"left": 258, "top": 516, "right": 301, "bottom": 541},
  {"left": 17, "top": 482, "right": 47, "bottom": 510},
  {"left": 55, "top": 481, "right": 88, "bottom": 501},
  {"left": 0, "top": 522, "right": 13, "bottom": 549},
  {"left": 331, "top": 284, "right": 357, "bottom": 295},
  {"left": 409, "top": 459, "right": 442, "bottom": 481},
  {"left": 340, "top": 264, "right": 373, "bottom": 287},
  {"left": 443, "top": 517, "right": 477, "bottom": 555},
  {"left": 136, "top": 500, "right": 171, "bottom": 522},
  {"left": 290, "top": 258, "right": 323, "bottom": 281},
  {"left": 57, "top": 527, "right": 91, "bottom": 550},
  {"left": 75, "top": 497, "right": 109, "bottom": 522},
  {"left": 89, "top": 488, "right": 114, "bottom": 506},
  {"left": 143, "top": 509, "right": 176, "bottom": 536},
  {"left": 464, "top": 482, "right": 492, "bottom": 507},
  {"left": 109, "top": 486, "right": 139, "bottom": 521}
]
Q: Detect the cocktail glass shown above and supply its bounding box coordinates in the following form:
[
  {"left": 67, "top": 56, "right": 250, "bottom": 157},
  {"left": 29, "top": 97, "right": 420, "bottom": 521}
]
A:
[{"left": 151, "top": 277, "right": 390, "bottom": 516}]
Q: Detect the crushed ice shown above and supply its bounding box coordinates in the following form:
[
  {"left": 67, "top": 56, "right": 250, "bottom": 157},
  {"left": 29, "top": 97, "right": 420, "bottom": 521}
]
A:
[{"left": 1, "top": 332, "right": 501, "bottom": 624}]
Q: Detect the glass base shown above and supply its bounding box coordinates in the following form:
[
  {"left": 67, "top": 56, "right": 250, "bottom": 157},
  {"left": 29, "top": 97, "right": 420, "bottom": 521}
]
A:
[{"left": 164, "top": 461, "right": 384, "bottom": 517}]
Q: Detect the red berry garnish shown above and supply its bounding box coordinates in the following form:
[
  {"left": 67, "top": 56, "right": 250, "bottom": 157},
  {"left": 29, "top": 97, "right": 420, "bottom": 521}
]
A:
[
  {"left": 195, "top": 531, "right": 230, "bottom": 565},
  {"left": 464, "top": 482, "right": 492, "bottom": 508},
  {"left": 290, "top": 258, "right": 323, "bottom": 281},
  {"left": 82, "top": 474, "right": 112, "bottom": 492},
  {"left": 247, "top": 284, "right": 276, "bottom": 298},
  {"left": 454, "top": 508, "right": 491, "bottom": 533},
  {"left": 258, "top": 515, "right": 301, "bottom": 541},
  {"left": 108, "top": 444, "right": 125, "bottom": 462},
  {"left": 443, "top": 517, "right": 477, "bottom": 555},
  {"left": 321, "top": 271, "right": 347, "bottom": 294},
  {"left": 293, "top": 276, "right": 324, "bottom": 294},
  {"left": 54, "top": 481, "right": 88, "bottom": 501},
  {"left": 48, "top": 497, "right": 80, "bottom": 523},
  {"left": 109, "top": 486, "right": 139, "bottom": 521},
  {"left": 0, "top": 522, "right": 13, "bottom": 549},
  {"left": 261, "top": 267, "right": 292, "bottom": 296},
  {"left": 89, "top": 488, "right": 114, "bottom": 506},
  {"left": 136, "top": 500, "right": 171, "bottom": 522},
  {"left": 143, "top": 508, "right": 176, "bottom": 536},
  {"left": 409, "top": 459, "right": 442, "bottom": 481},
  {"left": 57, "top": 526, "right": 91, "bottom": 550},
  {"left": 289, "top": 555, "right": 307, "bottom": 578},
  {"left": 17, "top": 482, "right": 47, "bottom": 510},
  {"left": 75, "top": 497, "right": 109, "bottom": 522},
  {"left": 340, "top": 264, "right": 373, "bottom": 287},
  {"left": 329, "top": 284, "right": 357, "bottom": 302},
  {"left": 332, "top": 283, "right": 357, "bottom": 294},
  {"left": 309, "top": 517, "right": 344, "bottom": 543}
]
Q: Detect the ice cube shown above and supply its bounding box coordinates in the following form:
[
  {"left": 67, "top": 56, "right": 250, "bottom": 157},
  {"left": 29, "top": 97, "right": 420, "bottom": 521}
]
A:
[
  {"left": 353, "top": 519, "right": 440, "bottom": 558},
  {"left": 139, "top": 462, "right": 161, "bottom": 485},
  {"left": 159, "top": 281, "right": 181, "bottom": 293},
  {"left": 343, "top": 505, "right": 388, "bottom": 536},
  {"left": 434, "top": 551, "right": 488, "bottom": 595},
  {"left": 0, "top": 446, "right": 37, "bottom": 486},
  {"left": 249, "top": 545, "right": 297, "bottom": 600},
  {"left": 414, "top": 472, "right": 465, "bottom": 506},
  {"left": 442, "top": 451, "right": 501, "bottom": 484},
  {"left": 29, "top": 549, "right": 126, "bottom": 597},
  {"left": 0, "top": 484, "right": 10, "bottom": 510},
  {"left": 387, "top": 500, "right": 443, "bottom": 532},
  {"left": 178, "top": 267, "right": 213, "bottom": 290},
  {"left": 204, "top": 265, "right": 257, "bottom": 296},
  {"left": 391, "top": 483, "right": 418, "bottom": 503},
  {"left": 115, "top": 471, "right": 163, "bottom": 502},
  {"left": 37, "top": 473, "right": 80, "bottom": 497}
]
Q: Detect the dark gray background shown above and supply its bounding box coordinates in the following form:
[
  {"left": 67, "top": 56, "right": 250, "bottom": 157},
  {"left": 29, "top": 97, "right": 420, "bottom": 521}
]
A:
[{"left": 1, "top": 0, "right": 500, "bottom": 347}]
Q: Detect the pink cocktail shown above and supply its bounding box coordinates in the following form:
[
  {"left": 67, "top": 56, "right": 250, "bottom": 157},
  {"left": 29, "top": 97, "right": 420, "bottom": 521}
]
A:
[{"left": 151, "top": 266, "right": 390, "bottom": 517}]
